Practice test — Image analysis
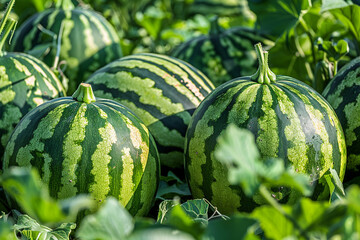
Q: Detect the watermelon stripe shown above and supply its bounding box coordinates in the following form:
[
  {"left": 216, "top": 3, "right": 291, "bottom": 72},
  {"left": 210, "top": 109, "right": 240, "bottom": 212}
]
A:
[{"left": 58, "top": 103, "right": 88, "bottom": 198}]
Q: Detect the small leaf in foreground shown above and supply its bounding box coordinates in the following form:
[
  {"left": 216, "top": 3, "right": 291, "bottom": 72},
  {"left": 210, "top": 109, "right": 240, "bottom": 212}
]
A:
[
  {"left": 76, "top": 197, "right": 134, "bottom": 240},
  {"left": 215, "top": 124, "right": 312, "bottom": 197},
  {"left": 12, "top": 211, "right": 75, "bottom": 240}
]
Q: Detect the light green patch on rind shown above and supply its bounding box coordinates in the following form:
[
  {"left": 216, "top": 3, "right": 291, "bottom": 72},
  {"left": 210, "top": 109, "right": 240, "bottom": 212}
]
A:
[
  {"left": 89, "top": 107, "right": 117, "bottom": 205},
  {"left": 0, "top": 106, "right": 22, "bottom": 149},
  {"left": 136, "top": 153, "right": 158, "bottom": 216},
  {"left": 61, "top": 18, "right": 79, "bottom": 80},
  {"left": 82, "top": 10, "right": 114, "bottom": 46},
  {"left": 16, "top": 54, "right": 62, "bottom": 98},
  {"left": 283, "top": 83, "right": 333, "bottom": 177},
  {"left": 58, "top": 103, "right": 88, "bottom": 199},
  {"left": 187, "top": 84, "right": 243, "bottom": 210},
  {"left": 344, "top": 88, "right": 360, "bottom": 147},
  {"left": 153, "top": 54, "right": 215, "bottom": 96},
  {"left": 3, "top": 100, "right": 59, "bottom": 168},
  {"left": 227, "top": 82, "right": 257, "bottom": 124},
  {"left": 119, "top": 147, "right": 135, "bottom": 206},
  {"left": 326, "top": 68, "right": 360, "bottom": 110},
  {"left": 14, "top": 104, "right": 67, "bottom": 175},
  {"left": 256, "top": 85, "right": 279, "bottom": 157},
  {"left": 92, "top": 72, "right": 184, "bottom": 123},
  {"left": 271, "top": 84, "right": 308, "bottom": 172},
  {"left": 79, "top": 14, "right": 98, "bottom": 58},
  {"left": 0, "top": 66, "right": 15, "bottom": 104},
  {"left": 119, "top": 58, "right": 202, "bottom": 106}
]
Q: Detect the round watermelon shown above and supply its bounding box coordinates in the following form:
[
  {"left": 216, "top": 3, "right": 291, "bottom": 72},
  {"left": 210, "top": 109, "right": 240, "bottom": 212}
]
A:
[
  {"left": 185, "top": 43, "right": 347, "bottom": 214},
  {"left": 10, "top": 0, "right": 122, "bottom": 95},
  {"left": 86, "top": 53, "right": 215, "bottom": 170},
  {"left": 322, "top": 57, "right": 360, "bottom": 182},
  {"left": 0, "top": 1, "right": 65, "bottom": 162},
  {"left": 171, "top": 17, "right": 273, "bottom": 87},
  {"left": 3, "top": 83, "right": 160, "bottom": 217}
]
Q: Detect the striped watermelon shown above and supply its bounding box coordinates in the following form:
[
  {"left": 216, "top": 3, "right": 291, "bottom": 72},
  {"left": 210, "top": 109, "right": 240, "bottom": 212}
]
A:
[
  {"left": 85, "top": 53, "right": 215, "bottom": 170},
  {"left": 3, "top": 83, "right": 160, "bottom": 216},
  {"left": 322, "top": 57, "right": 360, "bottom": 181},
  {"left": 185, "top": 43, "right": 347, "bottom": 214},
  {"left": 11, "top": 0, "right": 122, "bottom": 95},
  {"left": 0, "top": 0, "right": 65, "bottom": 161},
  {"left": 189, "top": 0, "right": 250, "bottom": 16},
  {"left": 171, "top": 17, "right": 273, "bottom": 87}
]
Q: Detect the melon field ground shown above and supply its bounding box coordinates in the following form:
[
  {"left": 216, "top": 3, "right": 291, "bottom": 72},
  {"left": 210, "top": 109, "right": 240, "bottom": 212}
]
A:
[{"left": 1, "top": 0, "right": 360, "bottom": 239}]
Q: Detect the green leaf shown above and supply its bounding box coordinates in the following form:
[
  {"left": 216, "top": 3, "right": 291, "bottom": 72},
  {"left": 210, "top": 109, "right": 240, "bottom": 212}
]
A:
[
  {"left": 129, "top": 226, "right": 195, "bottom": 240},
  {"left": 321, "top": 0, "right": 354, "bottom": 12},
  {"left": 205, "top": 214, "right": 260, "bottom": 240},
  {"left": 12, "top": 211, "right": 75, "bottom": 240},
  {"left": 180, "top": 199, "right": 209, "bottom": 225},
  {"left": 330, "top": 4, "right": 360, "bottom": 44},
  {"left": 1, "top": 167, "right": 66, "bottom": 224},
  {"left": 323, "top": 168, "right": 346, "bottom": 203},
  {"left": 215, "top": 124, "right": 311, "bottom": 197},
  {"left": 0, "top": 212, "right": 16, "bottom": 240},
  {"left": 0, "top": 167, "right": 93, "bottom": 225},
  {"left": 249, "top": 0, "right": 310, "bottom": 37},
  {"left": 157, "top": 199, "right": 208, "bottom": 239},
  {"left": 76, "top": 197, "right": 134, "bottom": 240},
  {"left": 251, "top": 205, "right": 294, "bottom": 239},
  {"left": 317, "top": 38, "right": 349, "bottom": 61},
  {"left": 156, "top": 171, "right": 191, "bottom": 201},
  {"left": 215, "top": 124, "right": 260, "bottom": 196}
]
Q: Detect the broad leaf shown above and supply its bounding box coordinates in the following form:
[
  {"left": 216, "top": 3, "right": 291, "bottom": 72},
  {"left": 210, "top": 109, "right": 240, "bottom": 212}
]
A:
[
  {"left": 249, "top": 0, "right": 310, "bottom": 37},
  {"left": 76, "top": 197, "right": 134, "bottom": 240},
  {"left": 215, "top": 124, "right": 260, "bottom": 196},
  {"left": 156, "top": 172, "right": 191, "bottom": 201},
  {"left": 251, "top": 205, "right": 294, "bottom": 239},
  {"left": 1, "top": 167, "right": 66, "bottom": 224},
  {"left": 215, "top": 124, "right": 311, "bottom": 197},
  {"left": 0, "top": 167, "right": 93, "bottom": 225},
  {"left": 129, "top": 226, "right": 195, "bottom": 240},
  {"left": 13, "top": 212, "right": 75, "bottom": 240},
  {"left": 321, "top": 0, "right": 354, "bottom": 12},
  {"left": 0, "top": 212, "right": 16, "bottom": 240},
  {"left": 205, "top": 214, "right": 260, "bottom": 240},
  {"left": 323, "top": 168, "right": 346, "bottom": 203}
]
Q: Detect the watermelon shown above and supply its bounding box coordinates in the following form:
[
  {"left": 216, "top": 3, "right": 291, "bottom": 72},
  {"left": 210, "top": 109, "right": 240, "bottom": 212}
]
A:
[
  {"left": 3, "top": 83, "right": 160, "bottom": 216},
  {"left": 0, "top": 0, "right": 65, "bottom": 161},
  {"left": 189, "top": 0, "right": 251, "bottom": 17},
  {"left": 322, "top": 57, "right": 360, "bottom": 181},
  {"left": 85, "top": 53, "right": 215, "bottom": 170},
  {"left": 171, "top": 17, "right": 273, "bottom": 87},
  {"left": 184, "top": 43, "right": 347, "bottom": 214},
  {"left": 10, "top": 0, "right": 122, "bottom": 95}
]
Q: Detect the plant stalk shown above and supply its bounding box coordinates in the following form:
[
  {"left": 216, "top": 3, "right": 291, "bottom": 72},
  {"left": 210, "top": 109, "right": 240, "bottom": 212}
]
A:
[{"left": 0, "top": 0, "right": 16, "bottom": 53}]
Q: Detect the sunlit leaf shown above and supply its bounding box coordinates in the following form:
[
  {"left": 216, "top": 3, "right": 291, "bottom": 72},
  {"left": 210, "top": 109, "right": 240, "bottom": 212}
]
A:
[{"left": 76, "top": 198, "right": 134, "bottom": 240}]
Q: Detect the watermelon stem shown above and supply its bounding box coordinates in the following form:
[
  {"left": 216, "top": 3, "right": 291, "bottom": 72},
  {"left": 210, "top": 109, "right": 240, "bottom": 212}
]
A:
[
  {"left": 72, "top": 83, "right": 96, "bottom": 104},
  {"left": 56, "top": 0, "right": 76, "bottom": 10},
  {"left": 0, "top": 0, "right": 16, "bottom": 53},
  {"left": 251, "top": 43, "right": 276, "bottom": 84}
]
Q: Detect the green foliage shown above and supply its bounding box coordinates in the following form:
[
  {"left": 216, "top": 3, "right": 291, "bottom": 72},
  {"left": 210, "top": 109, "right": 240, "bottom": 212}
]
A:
[
  {"left": 0, "top": 167, "right": 94, "bottom": 226},
  {"left": 215, "top": 124, "right": 312, "bottom": 197},
  {"left": 76, "top": 198, "right": 134, "bottom": 240}
]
